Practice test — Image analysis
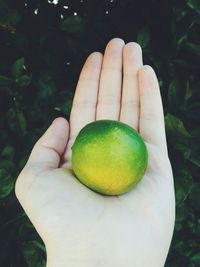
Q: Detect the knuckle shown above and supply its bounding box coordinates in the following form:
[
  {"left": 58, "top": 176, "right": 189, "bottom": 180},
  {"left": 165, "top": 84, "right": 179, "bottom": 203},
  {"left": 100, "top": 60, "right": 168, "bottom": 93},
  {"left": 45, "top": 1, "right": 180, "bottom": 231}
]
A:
[
  {"left": 97, "top": 97, "right": 119, "bottom": 106},
  {"left": 121, "top": 99, "right": 139, "bottom": 108},
  {"left": 72, "top": 100, "right": 96, "bottom": 109}
]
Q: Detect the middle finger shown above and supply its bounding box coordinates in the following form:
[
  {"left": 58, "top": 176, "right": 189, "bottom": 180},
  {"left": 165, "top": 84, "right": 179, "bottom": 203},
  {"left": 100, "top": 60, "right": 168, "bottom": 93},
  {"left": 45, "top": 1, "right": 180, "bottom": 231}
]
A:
[{"left": 96, "top": 38, "right": 125, "bottom": 120}]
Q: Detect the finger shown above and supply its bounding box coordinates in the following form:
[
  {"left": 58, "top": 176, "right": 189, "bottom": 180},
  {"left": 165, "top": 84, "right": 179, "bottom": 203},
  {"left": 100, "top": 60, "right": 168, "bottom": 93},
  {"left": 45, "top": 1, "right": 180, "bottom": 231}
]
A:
[
  {"left": 26, "top": 117, "right": 69, "bottom": 169},
  {"left": 120, "top": 42, "right": 143, "bottom": 131},
  {"left": 96, "top": 38, "right": 125, "bottom": 120},
  {"left": 138, "top": 65, "right": 168, "bottom": 153},
  {"left": 63, "top": 52, "right": 103, "bottom": 163}
]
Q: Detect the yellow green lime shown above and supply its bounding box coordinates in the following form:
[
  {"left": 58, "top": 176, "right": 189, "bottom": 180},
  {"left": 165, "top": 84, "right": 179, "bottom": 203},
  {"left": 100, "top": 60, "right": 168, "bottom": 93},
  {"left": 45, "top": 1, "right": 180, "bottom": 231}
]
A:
[{"left": 71, "top": 120, "right": 148, "bottom": 196}]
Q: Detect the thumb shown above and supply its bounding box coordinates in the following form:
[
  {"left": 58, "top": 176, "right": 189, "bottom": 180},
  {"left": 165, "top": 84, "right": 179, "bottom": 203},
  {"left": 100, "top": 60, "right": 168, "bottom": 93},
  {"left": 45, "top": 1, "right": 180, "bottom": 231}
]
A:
[{"left": 26, "top": 117, "right": 70, "bottom": 169}]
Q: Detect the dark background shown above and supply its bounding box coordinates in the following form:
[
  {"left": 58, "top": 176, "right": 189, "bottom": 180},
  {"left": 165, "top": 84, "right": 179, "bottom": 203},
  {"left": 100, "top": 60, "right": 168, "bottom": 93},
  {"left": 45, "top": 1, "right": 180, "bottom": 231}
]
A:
[{"left": 0, "top": 0, "right": 200, "bottom": 266}]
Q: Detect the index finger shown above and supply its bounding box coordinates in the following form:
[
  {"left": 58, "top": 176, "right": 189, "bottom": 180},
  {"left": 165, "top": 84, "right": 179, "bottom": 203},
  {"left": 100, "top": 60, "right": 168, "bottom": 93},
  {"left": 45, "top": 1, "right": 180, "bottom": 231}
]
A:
[{"left": 63, "top": 52, "right": 103, "bottom": 163}]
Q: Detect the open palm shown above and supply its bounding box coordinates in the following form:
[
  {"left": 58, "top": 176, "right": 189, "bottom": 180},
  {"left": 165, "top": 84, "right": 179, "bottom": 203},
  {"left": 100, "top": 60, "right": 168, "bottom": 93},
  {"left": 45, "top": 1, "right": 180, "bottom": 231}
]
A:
[{"left": 16, "top": 39, "right": 175, "bottom": 267}]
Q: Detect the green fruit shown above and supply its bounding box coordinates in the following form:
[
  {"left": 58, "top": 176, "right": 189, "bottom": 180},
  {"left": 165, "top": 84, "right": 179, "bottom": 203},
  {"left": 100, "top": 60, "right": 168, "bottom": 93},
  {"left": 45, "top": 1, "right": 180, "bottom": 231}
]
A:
[{"left": 72, "top": 120, "right": 148, "bottom": 196}]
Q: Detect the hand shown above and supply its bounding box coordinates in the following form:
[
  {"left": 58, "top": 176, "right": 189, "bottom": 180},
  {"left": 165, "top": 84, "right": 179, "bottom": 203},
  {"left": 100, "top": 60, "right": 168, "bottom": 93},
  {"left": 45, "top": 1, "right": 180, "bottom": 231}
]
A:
[{"left": 15, "top": 38, "right": 175, "bottom": 267}]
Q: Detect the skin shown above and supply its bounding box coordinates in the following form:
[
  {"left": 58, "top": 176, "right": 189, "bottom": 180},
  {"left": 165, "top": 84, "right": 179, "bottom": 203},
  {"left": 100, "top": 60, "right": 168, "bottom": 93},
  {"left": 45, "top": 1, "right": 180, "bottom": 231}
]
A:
[{"left": 15, "top": 38, "right": 175, "bottom": 267}]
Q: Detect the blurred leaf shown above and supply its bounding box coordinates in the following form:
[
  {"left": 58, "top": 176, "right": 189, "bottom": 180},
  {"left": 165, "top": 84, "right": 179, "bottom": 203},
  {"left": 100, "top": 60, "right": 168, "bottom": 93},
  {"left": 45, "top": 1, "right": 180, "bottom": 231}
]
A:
[
  {"left": 0, "top": 2, "right": 21, "bottom": 26},
  {"left": 61, "top": 16, "right": 85, "bottom": 33},
  {"left": 176, "top": 204, "right": 188, "bottom": 223},
  {"left": 187, "top": 0, "right": 200, "bottom": 12},
  {"left": 16, "top": 74, "right": 32, "bottom": 87},
  {"left": 12, "top": 58, "right": 25, "bottom": 79},
  {"left": 0, "top": 173, "right": 14, "bottom": 198},
  {"left": 7, "top": 107, "right": 16, "bottom": 131},
  {"left": 177, "top": 34, "right": 187, "bottom": 46},
  {"left": 37, "top": 74, "right": 56, "bottom": 99},
  {"left": 190, "top": 184, "right": 200, "bottom": 211},
  {"left": 172, "top": 59, "right": 189, "bottom": 69},
  {"left": 173, "top": 7, "right": 188, "bottom": 21},
  {"left": 184, "top": 80, "right": 192, "bottom": 103},
  {"left": 0, "top": 0, "right": 8, "bottom": 16},
  {"left": 18, "top": 156, "right": 28, "bottom": 170},
  {"left": 6, "top": 9, "right": 21, "bottom": 25},
  {"left": 185, "top": 42, "right": 200, "bottom": 56},
  {"left": 0, "top": 75, "right": 13, "bottom": 90},
  {"left": 137, "top": 26, "right": 151, "bottom": 48},
  {"left": 158, "top": 79, "right": 163, "bottom": 87},
  {"left": 31, "top": 241, "right": 45, "bottom": 253},
  {"left": 16, "top": 109, "right": 27, "bottom": 136},
  {"left": 174, "top": 142, "right": 191, "bottom": 160},
  {"left": 175, "top": 168, "right": 193, "bottom": 205},
  {"left": 0, "top": 160, "right": 15, "bottom": 198},
  {"left": 188, "top": 219, "right": 200, "bottom": 236},
  {"left": 168, "top": 80, "right": 179, "bottom": 109},
  {"left": 54, "top": 99, "right": 72, "bottom": 117},
  {"left": 23, "top": 241, "right": 45, "bottom": 267},
  {"left": 174, "top": 221, "right": 182, "bottom": 231},
  {"left": 7, "top": 107, "right": 27, "bottom": 136},
  {"left": 165, "top": 113, "right": 192, "bottom": 138},
  {"left": 191, "top": 252, "right": 200, "bottom": 265},
  {"left": 189, "top": 152, "right": 200, "bottom": 167},
  {"left": 0, "top": 145, "right": 15, "bottom": 159}
]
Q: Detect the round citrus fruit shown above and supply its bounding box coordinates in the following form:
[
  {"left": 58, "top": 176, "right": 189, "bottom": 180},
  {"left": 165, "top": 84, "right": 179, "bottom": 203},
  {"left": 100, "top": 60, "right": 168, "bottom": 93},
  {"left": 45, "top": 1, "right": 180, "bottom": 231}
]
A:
[{"left": 71, "top": 120, "right": 148, "bottom": 196}]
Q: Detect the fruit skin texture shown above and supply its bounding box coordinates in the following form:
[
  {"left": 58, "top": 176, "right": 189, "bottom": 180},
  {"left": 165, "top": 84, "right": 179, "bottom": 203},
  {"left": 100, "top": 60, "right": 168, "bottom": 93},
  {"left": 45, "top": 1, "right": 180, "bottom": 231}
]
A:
[{"left": 72, "top": 120, "right": 148, "bottom": 196}]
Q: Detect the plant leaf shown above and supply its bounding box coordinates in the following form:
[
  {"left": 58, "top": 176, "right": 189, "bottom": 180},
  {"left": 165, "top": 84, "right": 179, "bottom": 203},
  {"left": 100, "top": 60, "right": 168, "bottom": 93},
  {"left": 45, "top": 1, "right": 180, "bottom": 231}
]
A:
[
  {"left": 189, "top": 152, "right": 200, "bottom": 167},
  {"left": 7, "top": 9, "right": 21, "bottom": 25},
  {"left": 187, "top": 0, "right": 200, "bottom": 12},
  {"left": 61, "top": 16, "right": 85, "bottom": 33},
  {"left": 184, "top": 80, "right": 192, "bottom": 103},
  {"left": 185, "top": 42, "right": 200, "bottom": 56},
  {"left": 189, "top": 183, "right": 200, "bottom": 211},
  {"left": 16, "top": 109, "right": 27, "bottom": 136},
  {"left": 16, "top": 74, "right": 32, "bottom": 87},
  {"left": 168, "top": 80, "right": 179, "bottom": 109},
  {"left": 12, "top": 58, "right": 25, "bottom": 79},
  {"left": 7, "top": 107, "right": 27, "bottom": 136},
  {"left": 31, "top": 241, "right": 46, "bottom": 252},
  {"left": 37, "top": 74, "right": 56, "bottom": 99},
  {"left": 137, "top": 26, "right": 151, "bottom": 48},
  {"left": 165, "top": 113, "right": 192, "bottom": 138},
  {"left": 23, "top": 241, "right": 45, "bottom": 267},
  {"left": 174, "top": 142, "right": 191, "bottom": 160},
  {"left": 175, "top": 168, "right": 193, "bottom": 205},
  {"left": 0, "top": 160, "right": 15, "bottom": 198},
  {"left": 1, "top": 145, "right": 15, "bottom": 159},
  {"left": 0, "top": 75, "right": 13, "bottom": 90},
  {"left": 191, "top": 252, "right": 200, "bottom": 264}
]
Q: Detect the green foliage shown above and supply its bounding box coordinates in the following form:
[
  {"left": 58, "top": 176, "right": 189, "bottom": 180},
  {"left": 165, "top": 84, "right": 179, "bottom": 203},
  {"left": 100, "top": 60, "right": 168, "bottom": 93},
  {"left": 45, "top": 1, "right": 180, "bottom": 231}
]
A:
[
  {"left": 137, "top": 26, "right": 151, "bottom": 48},
  {"left": 0, "top": 0, "right": 199, "bottom": 266},
  {"left": 12, "top": 58, "right": 25, "bottom": 78},
  {"left": 61, "top": 15, "right": 85, "bottom": 33},
  {"left": 0, "top": 75, "right": 13, "bottom": 90},
  {"left": 187, "top": 0, "right": 200, "bottom": 11},
  {"left": 165, "top": 113, "right": 192, "bottom": 139},
  {"left": 0, "top": 160, "right": 15, "bottom": 198},
  {"left": 23, "top": 241, "right": 46, "bottom": 267}
]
